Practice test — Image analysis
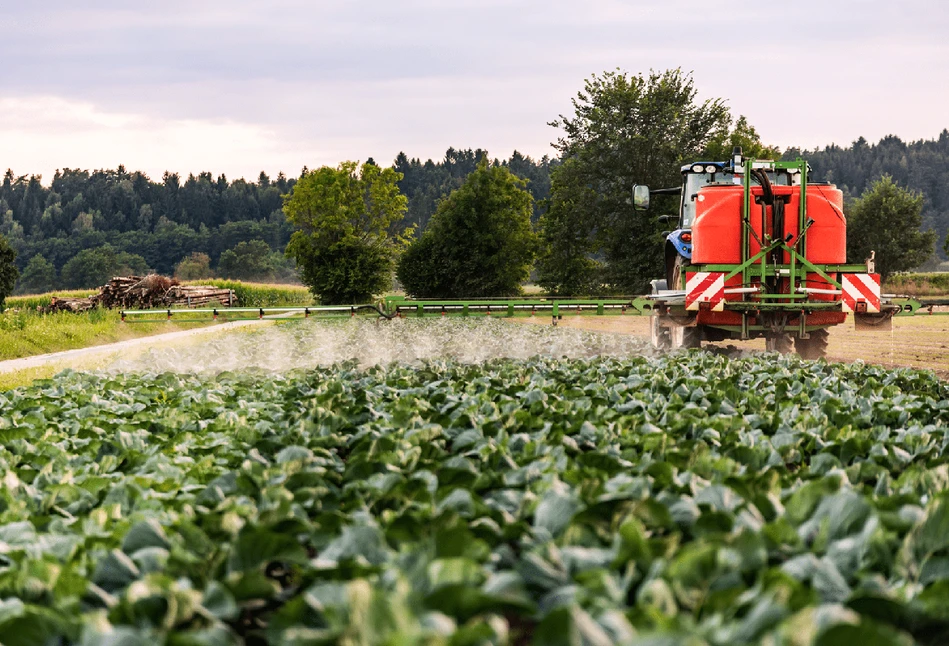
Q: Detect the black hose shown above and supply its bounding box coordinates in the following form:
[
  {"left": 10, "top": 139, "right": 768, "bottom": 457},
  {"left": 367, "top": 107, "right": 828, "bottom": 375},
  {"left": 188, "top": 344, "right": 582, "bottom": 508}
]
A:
[{"left": 752, "top": 168, "right": 774, "bottom": 206}]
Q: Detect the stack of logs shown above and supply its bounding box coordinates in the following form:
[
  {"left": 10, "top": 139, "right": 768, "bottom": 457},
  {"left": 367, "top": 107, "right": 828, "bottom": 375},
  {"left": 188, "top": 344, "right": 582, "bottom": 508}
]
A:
[{"left": 45, "top": 275, "right": 237, "bottom": 313}]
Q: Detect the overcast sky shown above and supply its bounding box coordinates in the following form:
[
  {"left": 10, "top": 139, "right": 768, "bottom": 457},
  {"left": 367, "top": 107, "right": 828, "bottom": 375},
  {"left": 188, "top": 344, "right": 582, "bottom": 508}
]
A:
[{"left": 2, "top": 0, "right": 947, "bottom": 182}]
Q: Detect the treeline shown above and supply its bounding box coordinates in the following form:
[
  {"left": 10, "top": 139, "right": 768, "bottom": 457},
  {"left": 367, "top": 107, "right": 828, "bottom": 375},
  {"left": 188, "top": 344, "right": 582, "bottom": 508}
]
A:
[
  {"left": 0, "top": 167, "right": 297, "bottom": 282},
  {"left": 784, "top": 130, "right": 949, "bottom": 260},
  {"left": 3, "top": 128, "right": 949, "bottom": 295},
  {"left": 0, "top": 151, "right": 556, "bottom": 292}
]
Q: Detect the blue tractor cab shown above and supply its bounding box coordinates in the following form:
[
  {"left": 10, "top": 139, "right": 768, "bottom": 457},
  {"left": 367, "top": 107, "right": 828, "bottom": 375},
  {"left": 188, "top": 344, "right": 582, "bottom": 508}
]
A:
[{"left": 663, "top": 161, "right": 730, "bottom": 288}]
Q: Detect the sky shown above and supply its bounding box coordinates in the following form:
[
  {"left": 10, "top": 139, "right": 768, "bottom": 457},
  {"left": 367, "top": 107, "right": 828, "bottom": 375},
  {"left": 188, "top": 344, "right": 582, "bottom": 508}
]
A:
[{"left": 2, "top": 0, "right": 948, "bottom": 183}]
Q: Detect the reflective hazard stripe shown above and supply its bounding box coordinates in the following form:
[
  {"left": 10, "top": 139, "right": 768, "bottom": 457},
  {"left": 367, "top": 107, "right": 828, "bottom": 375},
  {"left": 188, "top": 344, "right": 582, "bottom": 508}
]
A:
[
  {"left": 841, "top": 273, "right": 881, "bottom": 313},
  {"left": 686, "top": 272, "right": 725, "bottom": 311}
]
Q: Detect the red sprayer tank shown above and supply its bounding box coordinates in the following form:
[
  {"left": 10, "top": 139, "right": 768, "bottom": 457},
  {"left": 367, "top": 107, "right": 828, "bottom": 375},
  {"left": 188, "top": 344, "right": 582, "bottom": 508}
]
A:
[
  {"left": 692, "top": 183, "right": 845, "bottom": 263},
  {"left": 691, "top": 182, "right": 846, "bottom": 302}
]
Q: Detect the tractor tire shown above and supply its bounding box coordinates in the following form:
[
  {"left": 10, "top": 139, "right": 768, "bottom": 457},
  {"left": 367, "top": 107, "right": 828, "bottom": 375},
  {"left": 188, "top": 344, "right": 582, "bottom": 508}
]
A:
[
  {"left": 650, "top": 315, "right": 671, "bottom": 350},
  {"left": 672, "top": 324, "right": 702, "bottom": 349},
  {"left": 668, "top": 255, "right": 689, "bottom": 291},
  {"left": 794, "top": 328, "right": 830, "bottom": 360},
  {"left": 765, "top": 334, "right": 793, "bottom": 354}
]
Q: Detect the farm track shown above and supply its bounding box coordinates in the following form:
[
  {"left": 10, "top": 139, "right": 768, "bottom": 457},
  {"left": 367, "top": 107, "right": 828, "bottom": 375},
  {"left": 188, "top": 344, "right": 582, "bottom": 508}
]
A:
[
  {"left": 513, "top": 313, "right": 949, "bottom": 378},
  {"left": 0, "top": 319, "right": 272, "bottom": 375}
]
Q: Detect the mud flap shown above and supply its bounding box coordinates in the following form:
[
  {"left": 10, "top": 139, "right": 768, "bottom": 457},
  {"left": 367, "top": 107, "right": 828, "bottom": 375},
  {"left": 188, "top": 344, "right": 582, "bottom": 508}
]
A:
[{"left": 854, "top": 310, "right": 894, "bottom": 331}]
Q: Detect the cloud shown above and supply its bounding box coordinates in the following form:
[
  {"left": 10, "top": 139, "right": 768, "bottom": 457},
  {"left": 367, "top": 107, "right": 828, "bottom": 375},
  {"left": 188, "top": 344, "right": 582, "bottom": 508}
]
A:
[
  {"left": 1, "top": 0, "right": 948, "bottom": 178},
  {"left": 0, "top": 96, "right": 317, "bottom": 180}
]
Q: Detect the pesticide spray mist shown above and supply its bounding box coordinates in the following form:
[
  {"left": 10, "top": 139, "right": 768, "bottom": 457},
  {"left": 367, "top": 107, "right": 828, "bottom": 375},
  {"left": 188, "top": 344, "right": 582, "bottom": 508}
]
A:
[{"left": 107, "top": 318, "right": 651, "bottom": 374}]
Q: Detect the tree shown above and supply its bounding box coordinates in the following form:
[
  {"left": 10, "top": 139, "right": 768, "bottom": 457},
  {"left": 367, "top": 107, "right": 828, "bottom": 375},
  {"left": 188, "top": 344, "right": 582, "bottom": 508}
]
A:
[
  {"left": 217, "top": 240, "right": 275, "bottom": 281},
  {"left": 847, "top": 175, "right": 936, "bottom": 279},
  {"left": 60, "top": 245, "right": 151, "bottom": 289},
  {"left": 0, "top": 234, "right": 17, "bottom": 310},
  {"left": 397, "top": 159, "right": 537, "bottom": 298},
  {"left": 283, "top": 161, "right": 408, "bottom": 304},
  {"left": 535, "top": 159, "right": 602, "bottom": 295},
  {"left": 540, "top": 68, "right": 732, "bottom": 294},
  {"left": 703, "top": 115, "right": 781, "bottom": 161},
  {"left": 174, "top": 252, "right": 214, "bottom": 280},
  {"left": 16, "top": 254, "right": 56, "bottom": 295}
]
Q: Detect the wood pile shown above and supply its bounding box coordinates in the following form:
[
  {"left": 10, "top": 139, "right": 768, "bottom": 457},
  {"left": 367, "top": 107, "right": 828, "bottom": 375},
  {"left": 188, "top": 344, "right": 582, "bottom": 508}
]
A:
[{"left": 45, "top": 275, "right": 237, "bottom": 313}]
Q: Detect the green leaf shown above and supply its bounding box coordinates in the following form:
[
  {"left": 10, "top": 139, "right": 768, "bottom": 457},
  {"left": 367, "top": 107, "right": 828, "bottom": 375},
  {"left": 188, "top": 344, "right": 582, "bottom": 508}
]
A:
[
  {"left": 92, "top": 550, "right": 141, "bottom": 593},
  {"left": 122, "top": 519, "right": 170, "bottom": 554},
  {"left": 815, "top": 618, "right": 915, "bottom": 646},
  {"left": 227, "top": 525, "right": 309, "bottom": 573},
  {"left": 534, "top": 484, "right": 581, "bottom": 538},
  {"left": 202, "top": 581, "right": 239, "bottom": 621},
  {"left": 318, "top": 525, "right": 389, "bottom": 567}
]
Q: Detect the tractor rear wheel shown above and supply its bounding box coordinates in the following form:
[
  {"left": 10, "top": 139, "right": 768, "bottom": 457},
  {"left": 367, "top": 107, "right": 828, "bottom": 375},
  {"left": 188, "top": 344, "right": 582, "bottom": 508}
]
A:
[
  {"left": 650, "top": 315, "right": 670, "bottom": 350},
  {"left": 794, "top": 328, "right": 829, "bottom": 360},
  {"left": 668, "top": 255, "right": 689, "bottom": 291},
  {"left": 651, "top": 317, "right": 700, "bottom": 350},
  {"left": 766, "top": 334, "right": 793, "bottom": 354},
  {"left": 672, "top": 324, "right": 702, "bottom": 349}
]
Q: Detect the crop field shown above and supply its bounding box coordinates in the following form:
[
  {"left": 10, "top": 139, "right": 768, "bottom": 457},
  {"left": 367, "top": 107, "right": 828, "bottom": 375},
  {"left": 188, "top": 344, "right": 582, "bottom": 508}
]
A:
[{"left": 2, "top": 320, "right": 949, "bottom": 644}]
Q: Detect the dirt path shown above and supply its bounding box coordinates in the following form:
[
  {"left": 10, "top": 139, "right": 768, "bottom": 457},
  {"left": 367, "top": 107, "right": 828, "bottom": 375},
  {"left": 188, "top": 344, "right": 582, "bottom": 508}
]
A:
[
  {"left": 513, "top": 314, "right": 949, "bottom": 378},
  {"left": 0, "top": 319, "right": 271, "bottom": 376}
]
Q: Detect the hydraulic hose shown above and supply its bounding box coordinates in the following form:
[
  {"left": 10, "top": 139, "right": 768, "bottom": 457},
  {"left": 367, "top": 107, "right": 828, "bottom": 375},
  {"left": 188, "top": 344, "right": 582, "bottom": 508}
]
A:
[{"left": 752, "top": 168, "right": 774, "bottom": 206}]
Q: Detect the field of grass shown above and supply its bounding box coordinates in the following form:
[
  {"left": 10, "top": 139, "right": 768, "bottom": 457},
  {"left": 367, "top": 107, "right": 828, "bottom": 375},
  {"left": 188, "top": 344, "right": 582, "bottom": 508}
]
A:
[{"left": 0, "top": 307, "right": 210, "bottom": 362}]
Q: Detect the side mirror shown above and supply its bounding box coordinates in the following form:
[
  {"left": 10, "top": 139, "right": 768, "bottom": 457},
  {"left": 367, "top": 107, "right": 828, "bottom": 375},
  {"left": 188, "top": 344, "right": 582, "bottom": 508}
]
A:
[{"left": 632, "top": 185, "right": 650, "bottom": 211}]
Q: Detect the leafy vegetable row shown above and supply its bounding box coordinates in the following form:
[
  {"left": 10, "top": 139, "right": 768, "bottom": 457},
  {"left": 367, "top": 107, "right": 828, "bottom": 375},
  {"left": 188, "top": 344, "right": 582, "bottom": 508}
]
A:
[{"left": 0, "top": 354, "right": 947, "bottom": 644}]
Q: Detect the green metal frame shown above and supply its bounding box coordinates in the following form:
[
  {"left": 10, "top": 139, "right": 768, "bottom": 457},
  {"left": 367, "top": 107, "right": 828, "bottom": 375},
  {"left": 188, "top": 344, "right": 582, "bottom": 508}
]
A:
[
  {"left": 385, "top": 296, "right": 656, "bottom": 318},
  {"left": 686, "top": 159, "right": 858, "bottom": 309},
  {"left": 120, "top": 296, "right": 661, "bottom": 324},
  {"left": 719, "top": 158, "right": 846, "bottom": 295}
]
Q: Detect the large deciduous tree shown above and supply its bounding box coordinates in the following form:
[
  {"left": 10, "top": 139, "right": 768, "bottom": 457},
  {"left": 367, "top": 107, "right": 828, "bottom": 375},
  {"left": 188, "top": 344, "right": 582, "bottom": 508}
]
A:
[
  {"left": 0, "top": 233, "right": 17, "bottom": 309},
  {"left": 848, "top": 175, "right": 936, "bottom": 278},
  {"left": 283, "top": 162, "right": 408, "bottom": 304},
  {"left": 397, "top": 160, "right": 537, "bottom": 298},
  {"left": 703, "top": 115, "right": 781, "bottom": 161},
  {"left": 538, "top": 68, "right": 733, "bottom": 294}
]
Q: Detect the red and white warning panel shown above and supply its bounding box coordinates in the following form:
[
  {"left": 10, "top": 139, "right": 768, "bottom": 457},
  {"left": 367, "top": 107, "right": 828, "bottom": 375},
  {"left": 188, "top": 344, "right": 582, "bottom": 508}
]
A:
[
  {"left": 686, "top": 272, "right": 725, "bottom": 311},
  {"left": 841, "top": 273, "right": 881, "bottom": 313}
]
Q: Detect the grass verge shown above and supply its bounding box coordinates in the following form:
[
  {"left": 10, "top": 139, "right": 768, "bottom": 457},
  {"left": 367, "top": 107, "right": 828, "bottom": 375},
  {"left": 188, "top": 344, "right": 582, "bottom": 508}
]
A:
[
  {"left": 0, "top": 307, "right": 210, "bottom": 362},
  {"left": 0, "top": 281, "right": 313, "bottom": 364}
]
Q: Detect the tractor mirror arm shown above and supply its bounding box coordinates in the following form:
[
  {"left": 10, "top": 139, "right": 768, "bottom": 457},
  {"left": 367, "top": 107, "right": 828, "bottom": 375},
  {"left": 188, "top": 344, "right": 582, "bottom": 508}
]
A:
[{"left": 633, "top": 185, "right": 682, "bottom": 211}]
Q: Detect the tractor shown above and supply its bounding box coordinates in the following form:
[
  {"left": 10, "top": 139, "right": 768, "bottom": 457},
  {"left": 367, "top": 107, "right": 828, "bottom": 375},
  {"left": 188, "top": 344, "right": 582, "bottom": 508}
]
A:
[{"left": 633, "top": 147, "right": 890, "bottom": 358}]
